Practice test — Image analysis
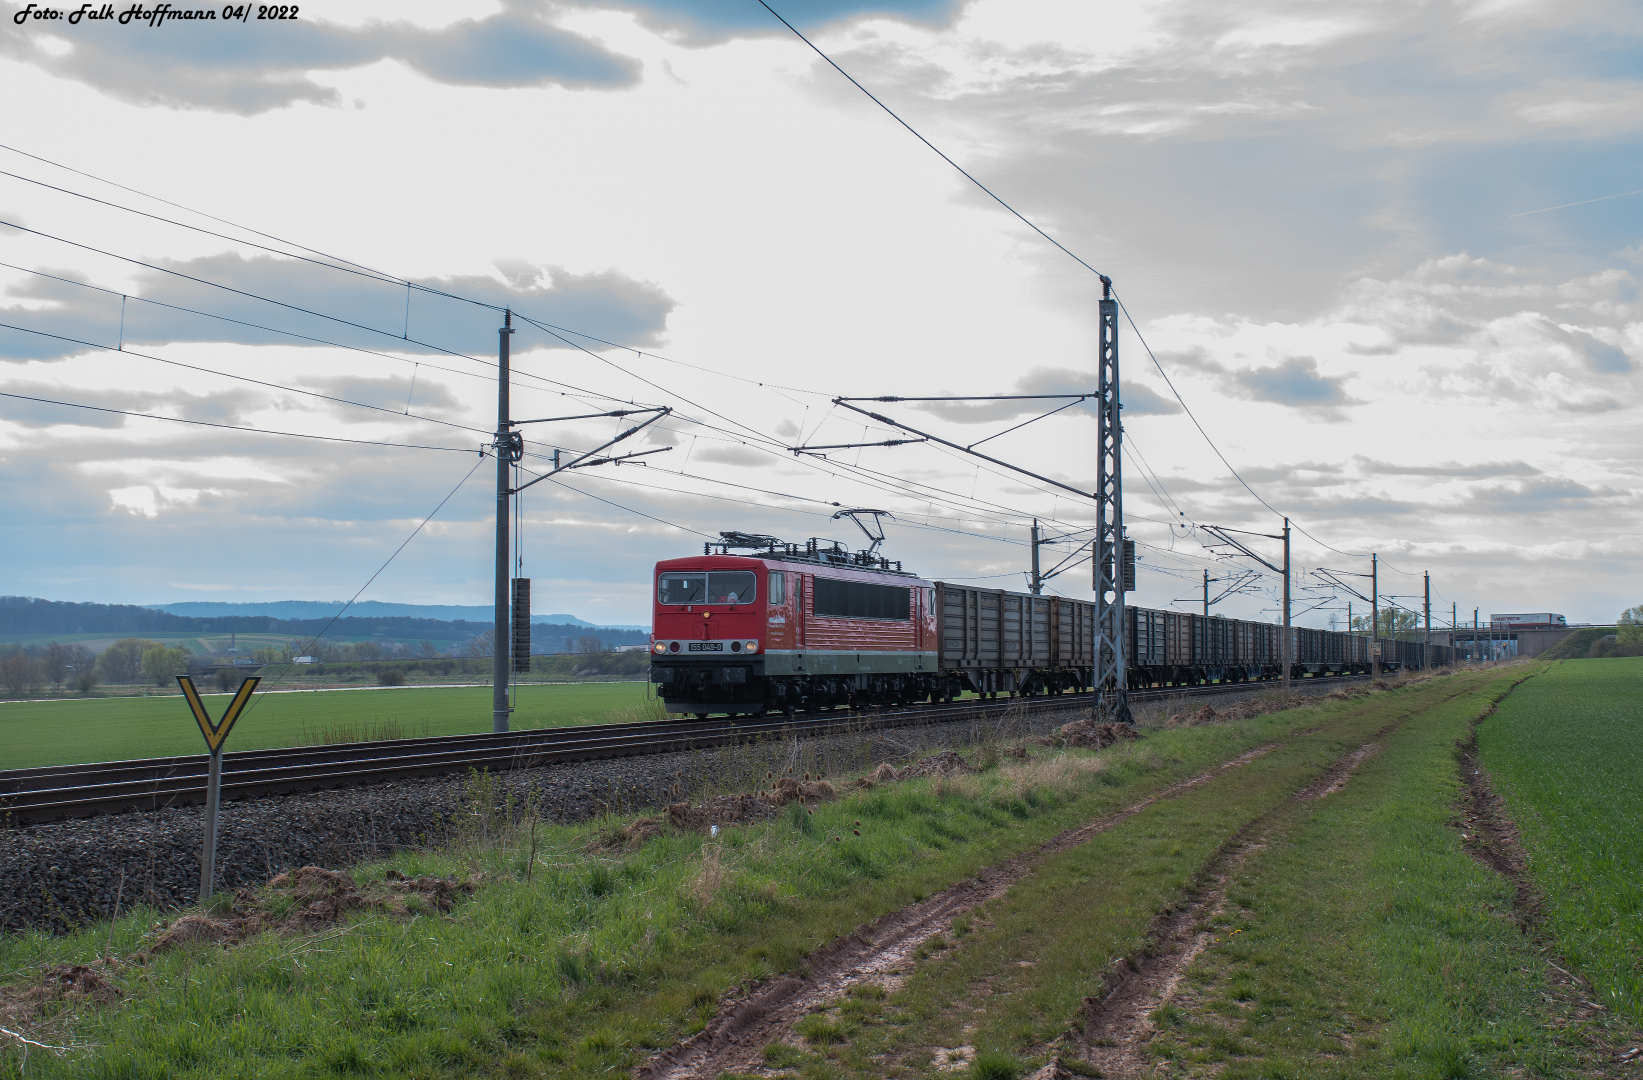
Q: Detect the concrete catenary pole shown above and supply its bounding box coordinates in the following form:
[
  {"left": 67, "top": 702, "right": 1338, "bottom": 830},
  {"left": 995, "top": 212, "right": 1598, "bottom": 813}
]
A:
[
  {"left": 1203, "top": 569, "right": 1210, "bottom": 617},
  {"left": 493, "top": 311, "right": 515, "bottom": 734},
  {"left": 1282, "top": 518, "right": 1291, "bottom": 692},
  {"left": 1424, "top": 571, "right": 1431, "bottom": 669},
  {"left": 1030, "top": 519, "right": 1042, "bottom": 596},
  {"left": 1371, "top": 553, "right": 1380, "bottom": 677}
]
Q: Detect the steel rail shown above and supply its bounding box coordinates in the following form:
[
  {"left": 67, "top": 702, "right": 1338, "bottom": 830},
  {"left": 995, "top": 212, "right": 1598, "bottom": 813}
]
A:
[{"left": 0, "top": 675, "right": 1370, "bottom": 825}]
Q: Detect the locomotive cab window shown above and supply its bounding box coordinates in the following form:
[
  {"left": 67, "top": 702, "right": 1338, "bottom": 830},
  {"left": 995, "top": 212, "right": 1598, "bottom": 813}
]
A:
[
  {"left": 658, "top": 572, "right": 706, "bottom": 605},
  {"left": 768, "top": 571, "right": 785, "bottom": 605},
  {"left": 708, "top": 571, "right": 757, "bottom": 605},
  {"left": 659, "top": 571, "right": 757, "bottom": 605}
]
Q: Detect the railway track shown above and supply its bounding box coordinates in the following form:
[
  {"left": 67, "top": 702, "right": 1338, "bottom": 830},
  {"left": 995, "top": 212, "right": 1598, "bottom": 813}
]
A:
[{"left": 0, "top": 676, "right": 1370, "bottom": 825}]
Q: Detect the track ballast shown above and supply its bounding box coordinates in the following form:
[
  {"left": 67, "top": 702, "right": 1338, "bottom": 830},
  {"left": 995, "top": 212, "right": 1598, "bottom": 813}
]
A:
[{"left": 0, "top": 677, "right": 1371, "bottom": 825}]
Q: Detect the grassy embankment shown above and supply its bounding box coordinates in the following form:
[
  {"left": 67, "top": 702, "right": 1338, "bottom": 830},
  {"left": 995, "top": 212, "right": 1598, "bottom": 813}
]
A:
[
  {"left": 1479, "top": 656, "right": 1643, "bottom": 1029},
  {"left": 777, "top": 666, "right": 1614, "bottom": 1079},
  {"left": 0, "top": 671, "right": 1526, "bottom": 1079},
  {"left": 951, "top": 657, "right": 1642, "bottom": 1079},
  {"left": 1536, "top": 627, "right": 1621, "bottom": 660},
  {"left": 0, "top": 682, "right": 659, "bottom": 771}
]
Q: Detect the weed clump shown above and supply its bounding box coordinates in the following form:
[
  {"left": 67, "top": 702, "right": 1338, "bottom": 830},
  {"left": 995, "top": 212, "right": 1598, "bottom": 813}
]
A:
[
  {"left": 968, "top": 1048, "right": 1022, "bottom": 1079},
  {"left": 1041, "top": 717, "right": 1145, "bottom": 749},
  {"left": 143, "top": 866, "right": 473, "bottom": 954}
]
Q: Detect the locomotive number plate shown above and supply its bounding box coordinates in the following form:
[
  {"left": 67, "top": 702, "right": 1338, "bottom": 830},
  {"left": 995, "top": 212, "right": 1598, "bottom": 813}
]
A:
[{"left": 689, "top": 642, "right": 723, "bottom": 652}]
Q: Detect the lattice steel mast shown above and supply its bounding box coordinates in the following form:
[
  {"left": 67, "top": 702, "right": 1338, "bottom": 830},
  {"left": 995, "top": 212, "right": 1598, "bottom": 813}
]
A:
[{"left": 1095, "top": 276, "right": 1131, "bottom": 722}]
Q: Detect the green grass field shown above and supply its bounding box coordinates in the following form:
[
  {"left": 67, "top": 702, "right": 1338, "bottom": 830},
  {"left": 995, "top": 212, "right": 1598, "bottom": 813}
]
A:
[
  {"left": 0, "top": 662, "right": 1454, "bottom": 1079},
  {"left": 1479, "top": 656, "right": 1643, "bottom": 1027},
  {"left": 0, "top": 681, "right": 658, "bottom": 770}
]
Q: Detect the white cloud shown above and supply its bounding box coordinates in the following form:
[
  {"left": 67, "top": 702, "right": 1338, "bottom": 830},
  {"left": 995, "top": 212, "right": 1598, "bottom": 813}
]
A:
[{"left": 2, "top": 0, "right": 1642, "bottom": 625}]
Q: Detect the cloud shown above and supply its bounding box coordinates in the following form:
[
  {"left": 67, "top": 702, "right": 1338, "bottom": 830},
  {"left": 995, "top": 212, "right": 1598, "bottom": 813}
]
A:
[
  {"left": 692, "top": 444, "right": 771, "bottom": 468},
  {"left": 1457, "top": 476, "right": 1628, "bottom": 515},
  {"left": 908, "top": 364, "right": 1178, "bottom": 424},
  {"left": 1555, "top": 395, "right": 1624, "bottom": 413},
  {"left": 1562, "top": 327, "right": 1634, "bottom": 374},
  {"left": 1355, "top": 457, "right": 1539, "bottom": 479},
  {"left": 0, "top": 0, "right": 972, "bottom": 114},
  {"left": 303, "top": 374, "right": 464, "bottom": 418},
  {"left": 1154, "top": 347, "right": 1360, "bottom": 415},
  {"left": 1122, "top": 382, "right": 1183, "bottom": 416},
  {"left": 0, "top": 4, "right": 641, "bottom": 114},
  {"left": 1233, "top": 355, "right": 1360, "bottom": 408},
  {"left": 0, "top": 381, "right": 262, "bottom": 428},
  {"left": 0, "top": 253, "right": 675, "bottom": 363},
  {"left": 588, "top": 0, "right": 968, "bottom": 45}
]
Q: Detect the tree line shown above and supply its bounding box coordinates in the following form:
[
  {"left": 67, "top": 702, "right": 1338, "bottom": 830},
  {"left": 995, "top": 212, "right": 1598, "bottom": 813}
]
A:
[
  {"left": 0, "top": 638, "right": 190, "bottom": 695},
  {"left": 1591, "top": 604, "right": 1643, "bottom": 657},
  {"left": 0, "top": 597, "right": 648, "bottom": 648}
]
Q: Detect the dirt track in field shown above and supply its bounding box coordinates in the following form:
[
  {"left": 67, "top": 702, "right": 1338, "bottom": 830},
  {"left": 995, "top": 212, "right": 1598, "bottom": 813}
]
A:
[{"left": 635, "top": 745, "right": 1282, "bottom": 1080}]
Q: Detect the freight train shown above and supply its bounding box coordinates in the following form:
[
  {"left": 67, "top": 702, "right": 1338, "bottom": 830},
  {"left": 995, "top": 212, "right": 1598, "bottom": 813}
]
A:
[{"left": 649, "top": 533, "right": 1452, "bottom": 717}]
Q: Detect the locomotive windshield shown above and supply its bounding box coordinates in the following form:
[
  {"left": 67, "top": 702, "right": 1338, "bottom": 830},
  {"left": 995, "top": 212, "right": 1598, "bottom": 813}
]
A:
[{"left": 658, "top": 570, "right": 758, "bottom": 606}]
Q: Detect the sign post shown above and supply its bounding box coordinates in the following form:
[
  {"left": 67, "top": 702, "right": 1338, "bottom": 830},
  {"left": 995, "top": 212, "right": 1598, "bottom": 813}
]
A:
[{"left": 177, "top": 674, "right": 259, "bottom": 902}]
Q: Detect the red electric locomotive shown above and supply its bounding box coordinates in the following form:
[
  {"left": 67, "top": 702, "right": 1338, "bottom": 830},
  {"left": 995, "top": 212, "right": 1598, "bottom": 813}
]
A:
[{"left": 649, "top": 529, "right": 958, "bottom": 717}]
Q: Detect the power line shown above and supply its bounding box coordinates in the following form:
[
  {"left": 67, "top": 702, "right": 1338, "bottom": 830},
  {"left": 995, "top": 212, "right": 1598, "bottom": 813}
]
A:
[
  {"left": 0, "top": 143, "right": 832, "bottom": 407},
  {"left": 751, "top": 9, "right": 1377, "bottom": 565},
  {"left": 237, "top": 455, "right": 489, "bottom": 714},
  {"left": 0, "top": 218, "right": 499, "bottom": 365},
  {"left": 0, "top": 236, "right": 671, "bottom": 419},
  {"left": 1, "top": 143, "right": 1134, "bottom": 543},
  {"left": 0, "top": 391, "right": 478, "bottom": 453},
  {"left": 0, "top": 260, "right": 517, "bottom": 400},
  {"left": 0, "top": 321, "right": 491, "bottom": 436},
  {"left": 0, "top": 166, "right": 493, "bottom": 308},
  {"left": 756, "top": 1, "right": 1109, "bottom": 281},
  {"left": 0, "top": 140, "right": 426, "bottom": 295}
]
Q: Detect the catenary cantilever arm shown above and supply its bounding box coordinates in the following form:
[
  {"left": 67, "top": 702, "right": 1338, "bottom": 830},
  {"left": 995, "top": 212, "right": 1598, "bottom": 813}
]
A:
[
  {"left": 511, "top": 408, "right": 671, "bottom": 494},
  {"left": 825, "top": 398, "right": 1095, "bottom": 502}
]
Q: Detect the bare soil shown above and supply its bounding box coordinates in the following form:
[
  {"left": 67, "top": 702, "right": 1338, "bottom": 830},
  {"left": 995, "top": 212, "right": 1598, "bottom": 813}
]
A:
[
  {"left": 1293, "top": 742, "right": 1380, "bottom": 801},
  {"left": 148, "top": 865, "right": 473, "bottom": 954},
  {"left": 1075, "top": 835, "right": 1266, "bottom": 1079}
]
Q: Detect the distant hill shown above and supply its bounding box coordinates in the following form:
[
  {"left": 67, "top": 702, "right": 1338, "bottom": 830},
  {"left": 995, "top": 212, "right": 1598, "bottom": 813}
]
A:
[
  {"left": 145, "top": 600, "right": 647, "bottom": 631},
  {"left": 0, "top": 597, "right": 649, "bottom": 651}
]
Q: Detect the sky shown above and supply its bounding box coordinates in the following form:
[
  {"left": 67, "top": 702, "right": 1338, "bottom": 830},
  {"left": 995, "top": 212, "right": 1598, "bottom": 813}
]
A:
[{"left": 1, "top": 0, "right": 1639, "bottom": 629}]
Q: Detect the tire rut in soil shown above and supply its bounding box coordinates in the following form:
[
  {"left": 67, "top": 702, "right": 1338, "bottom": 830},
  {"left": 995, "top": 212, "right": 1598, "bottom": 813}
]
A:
[
  {"left": 634, "top": 746, "right": 1284, "bottom": 1080},
  {"left": 640, "top": 680, "right": 1475, "bottom": 1080},
  {"left": 1071, "top": 725, "right": 1405, "bottom": 1079},
  {"left": 1456, "top": 724, "right": 1642, "bottom": 1075}
]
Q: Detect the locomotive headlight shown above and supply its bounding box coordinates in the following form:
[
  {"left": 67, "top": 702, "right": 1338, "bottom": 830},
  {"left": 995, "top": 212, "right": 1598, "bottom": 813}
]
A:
[
  {"left": 745, "top": 639, "right": 759, "bottom": 653},
  {"left": 652, "top": 641, "right": 667, "bottom": 655},
  {"left": 730, "top": 640, "right": 742, "bottom": 652},
  {"left": 668, "top": 641, "right": 680, "bottom": 653}
]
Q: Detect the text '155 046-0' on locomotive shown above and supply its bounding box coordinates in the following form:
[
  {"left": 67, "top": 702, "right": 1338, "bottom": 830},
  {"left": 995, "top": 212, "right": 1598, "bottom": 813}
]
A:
[{"left": 648, "top": 527, "right": 1453, "bottom": 719}]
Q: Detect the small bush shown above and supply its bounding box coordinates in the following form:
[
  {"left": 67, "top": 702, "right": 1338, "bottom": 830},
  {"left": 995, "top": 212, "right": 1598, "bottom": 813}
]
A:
[
  {"left": 762, "top": 1041, "right": 807, "bottom": 1066},
  {"left": 794, "top": 1013, "right": 846, "bottom": 1044},
  {"left": 378, "top": 667, "right": 407, "bottom": 686},
  {"left": 969, "top": 1049, "right": 1021, "bottom": 1080}
]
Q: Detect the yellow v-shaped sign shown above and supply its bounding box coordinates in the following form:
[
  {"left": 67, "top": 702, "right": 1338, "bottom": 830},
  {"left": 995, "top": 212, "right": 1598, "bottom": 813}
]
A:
[{"left": 177, "top": 675, "right": 260, "bottom": 754}]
